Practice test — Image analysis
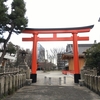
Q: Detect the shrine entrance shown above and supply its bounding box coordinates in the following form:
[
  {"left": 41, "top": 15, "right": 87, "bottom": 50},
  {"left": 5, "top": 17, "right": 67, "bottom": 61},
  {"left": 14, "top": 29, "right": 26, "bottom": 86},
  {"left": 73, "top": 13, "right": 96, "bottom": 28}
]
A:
[{"left": 22, "top": 25, "right": 94, "bottom": 83}]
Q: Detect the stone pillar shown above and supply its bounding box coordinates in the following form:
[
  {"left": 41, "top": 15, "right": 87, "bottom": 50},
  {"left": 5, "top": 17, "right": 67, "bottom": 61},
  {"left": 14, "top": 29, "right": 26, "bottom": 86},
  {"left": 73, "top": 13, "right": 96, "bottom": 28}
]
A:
[
  {"left": 18, "top": 74, "right": 20, "bottom": 89},
  {"left": 92, "top": 76, "right": 95, "bottom": 91},
  {"left": 90, "top": 75, "right": 92, "bottom": 90},
  {"left": 23, "top": 74, "right": 26, "bottom": 85},
  {"left": 94, "top": 76, "right": 98, "bottom": 93},
  {"left": 93, "top": 68, "right": 97, "bottom": 76},
  {"left": 91, "top": 75, "right": 94, "bottom": 90},
  {"left": 12, "top": 75, "right": 15, "bottom": 92},
  {"left": 18, "top": 74, "right": 20, "bottom": 88},
  {"left": 22, "top": 74, "right": 25, "bottom": 86},
  {"left": 4, "top": 75, "right": 9, "bottom": 95},
  {"left": 98, "top": 76, "right": 100, "bottom": 95},
  {"left": 20, "top": 74, "right": 22, "bottom": 88},
  {"left": 26, "top": 67, "right": 32, "bottom": 86},
  {"left": 49, "top": 77, "right": 51, "bottom": 85},
  {"left": 79, "top": 68, "right": 85, "bottom": 86},
  {"left": 59, "top": 77, "right": 61, "bottom": 85},
  {"left": 26, "top": 67, "right": 31, "bottom": 79},
  {"left": 64, "top": 76, "right": 66, "bottom": 84},
  {"left": 18, "top": 50, "right": 32, "bottom": 85},
  {"left": 44, "top": 76, "right": 47, "bottom": 84},
  {"left": 0, "top": 76, "right": 4, "bottom": 97},
  {"left": 8, "top": 75, "right": 12, "bottom": 95},
  {"left": 15, "top": 74, "right": 18, "bottom": 91}
]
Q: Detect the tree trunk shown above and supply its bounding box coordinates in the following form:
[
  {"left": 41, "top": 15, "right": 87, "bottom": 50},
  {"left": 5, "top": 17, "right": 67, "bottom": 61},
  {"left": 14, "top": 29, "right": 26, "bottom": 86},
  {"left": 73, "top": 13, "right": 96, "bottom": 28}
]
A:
[{"left": 0, "top": 31, "right": 12, "bottom": 64}]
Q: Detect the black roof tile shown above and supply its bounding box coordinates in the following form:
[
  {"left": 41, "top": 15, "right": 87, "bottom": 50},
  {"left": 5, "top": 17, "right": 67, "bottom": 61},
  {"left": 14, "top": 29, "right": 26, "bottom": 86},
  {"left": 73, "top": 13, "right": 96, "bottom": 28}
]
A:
[{"left": 66, "top": 44, "right": 93, "bottom": 55}]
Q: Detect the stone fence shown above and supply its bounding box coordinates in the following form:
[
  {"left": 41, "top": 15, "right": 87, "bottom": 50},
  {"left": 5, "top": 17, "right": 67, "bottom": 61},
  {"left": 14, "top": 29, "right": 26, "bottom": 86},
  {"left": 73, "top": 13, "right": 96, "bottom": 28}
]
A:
[
  {"left": 84, "top": 74, "right": 100, "bottom": 95},
  {"left": 79, "top": 68, "right": 100, "bottom": 95},
  {"left": 0, "top": 68, "right": 19, "bottom": 73},
  {"left": 0, "top": 67, "right": 32, "bottom": 99}
]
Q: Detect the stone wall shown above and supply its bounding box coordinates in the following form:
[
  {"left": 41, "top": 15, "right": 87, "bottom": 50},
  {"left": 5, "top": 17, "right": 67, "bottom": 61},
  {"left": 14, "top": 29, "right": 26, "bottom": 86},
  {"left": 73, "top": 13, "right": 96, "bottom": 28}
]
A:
[
  {"left": 0, "top": 73, "right": 26, "bottom": 98},
  {"left": 80, "top": 68, "right": 100, "bottom": 95},
  {"left": 83, "top": 74, "right": 100, "bottom": 95}
]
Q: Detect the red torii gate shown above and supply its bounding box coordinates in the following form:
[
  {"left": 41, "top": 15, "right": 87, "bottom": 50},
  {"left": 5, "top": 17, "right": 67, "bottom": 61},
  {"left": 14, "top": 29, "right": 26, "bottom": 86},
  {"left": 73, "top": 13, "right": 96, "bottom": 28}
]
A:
[{"left": 22, "top": 25, "right": 94, "bottom": 83}]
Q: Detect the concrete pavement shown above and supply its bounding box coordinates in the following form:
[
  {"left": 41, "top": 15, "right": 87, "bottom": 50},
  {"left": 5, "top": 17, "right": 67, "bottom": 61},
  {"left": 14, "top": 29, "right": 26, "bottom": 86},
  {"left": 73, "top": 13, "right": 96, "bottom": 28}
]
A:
[
  {"left": 33, "top": 70, "right": 74, "bottom": 86},
  {"left": 2, "top": 71, "right": 100, "bottom": 100}
]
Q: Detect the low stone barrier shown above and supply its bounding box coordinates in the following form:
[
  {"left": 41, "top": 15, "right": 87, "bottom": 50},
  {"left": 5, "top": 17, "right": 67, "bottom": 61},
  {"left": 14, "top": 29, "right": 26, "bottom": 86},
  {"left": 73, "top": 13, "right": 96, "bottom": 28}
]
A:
[
  {"left": 0, "top": 73, "right": 26, "bottom": 98},
  {"left": 81, "top": 73, "right": 100, "bottom": 95}
]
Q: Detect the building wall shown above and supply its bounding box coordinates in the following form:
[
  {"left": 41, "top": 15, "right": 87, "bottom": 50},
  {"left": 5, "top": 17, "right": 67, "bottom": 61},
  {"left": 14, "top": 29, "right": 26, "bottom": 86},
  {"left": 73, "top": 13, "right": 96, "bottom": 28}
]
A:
[
  {"left": 79, "top": 58, "right": 85, "bottom": 70},
  {"left": 68, "top": 58, "right": 74, "bottom": 70},
  {"left": 68, "top": 57, "right": 85, "bottom": 71},
  {"left": 57, "top": 53, "right": 68, "bottom": 70}
]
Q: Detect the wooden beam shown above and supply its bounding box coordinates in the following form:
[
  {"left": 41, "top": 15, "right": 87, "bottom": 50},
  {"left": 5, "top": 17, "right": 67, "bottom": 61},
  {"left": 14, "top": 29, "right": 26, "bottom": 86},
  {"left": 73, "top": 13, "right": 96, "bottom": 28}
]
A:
[{"left": 22, "top": 36, "right": 89, "bottom": 41}]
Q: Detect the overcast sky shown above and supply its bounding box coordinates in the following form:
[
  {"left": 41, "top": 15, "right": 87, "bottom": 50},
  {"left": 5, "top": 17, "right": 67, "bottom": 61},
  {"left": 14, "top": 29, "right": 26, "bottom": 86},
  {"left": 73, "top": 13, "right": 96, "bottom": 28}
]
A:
[{"left": 6, "top": 0, "right": 100, "bottom": 51}]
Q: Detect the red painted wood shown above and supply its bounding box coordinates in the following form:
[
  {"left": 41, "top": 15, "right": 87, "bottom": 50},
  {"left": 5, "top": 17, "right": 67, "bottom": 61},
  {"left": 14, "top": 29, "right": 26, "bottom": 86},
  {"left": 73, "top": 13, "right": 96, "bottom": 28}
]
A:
[
  {"left": 22, "top": 28, "right": 90, "bottom": 34},
  {"left": 62, "top": 70, "right": 74, "bottom": 74},
  {"left": 22, "top": 36, "right": 89, "bottom": 41},
  {"left": 73, "top": 32, "right": 80, "bottom": 74},
  {"left": 31, "top": 34, "right": 37, "bottom": 74},
  {"left": 22, "top": 27, "right": 92, "bottom": 75}
]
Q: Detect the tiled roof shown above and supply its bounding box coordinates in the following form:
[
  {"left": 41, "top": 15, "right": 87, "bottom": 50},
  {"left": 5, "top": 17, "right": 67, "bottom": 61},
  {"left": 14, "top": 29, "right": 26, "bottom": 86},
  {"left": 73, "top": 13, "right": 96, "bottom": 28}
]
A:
[
  {"left": 25, "top": 25, "right": 94, "bottom": 31},
  {"left": 66, "top": 44, "right": 93, "bottom": 55}
]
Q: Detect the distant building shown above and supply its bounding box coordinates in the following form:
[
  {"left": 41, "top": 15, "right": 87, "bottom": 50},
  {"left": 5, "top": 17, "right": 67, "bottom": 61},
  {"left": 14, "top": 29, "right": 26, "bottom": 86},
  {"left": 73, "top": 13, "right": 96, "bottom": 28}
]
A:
[
  {"left": 62, "top": 44, "right": 93, "bottom": 71},
  {"left": 37, "top": 43, "right": 45, "bottom": 70},
  {"left": 57, "top": 53, "right": 68, "bottom": 70},
  {"left": 0, "top": 52, "right": 16, "bottom": 67},
  {"left": 37, "top": 43, "right": 45, "bottom": 63}
]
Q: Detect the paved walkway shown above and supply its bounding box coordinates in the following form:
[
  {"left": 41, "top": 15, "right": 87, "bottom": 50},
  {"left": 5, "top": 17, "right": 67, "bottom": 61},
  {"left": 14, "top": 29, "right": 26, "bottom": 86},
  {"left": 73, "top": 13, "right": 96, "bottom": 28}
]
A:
[
  {"left": 33, "top": 70, "right": 74, "bottom": 86},
  {"left": 2, "top": 71, "right": 100, "bottom": 100}
]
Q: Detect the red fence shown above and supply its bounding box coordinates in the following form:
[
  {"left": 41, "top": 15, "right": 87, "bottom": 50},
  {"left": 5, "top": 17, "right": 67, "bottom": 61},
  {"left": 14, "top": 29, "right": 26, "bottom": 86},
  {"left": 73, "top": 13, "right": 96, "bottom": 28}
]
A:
[{"left": 62, "top": 70, "right": 74, "bottom": 75}]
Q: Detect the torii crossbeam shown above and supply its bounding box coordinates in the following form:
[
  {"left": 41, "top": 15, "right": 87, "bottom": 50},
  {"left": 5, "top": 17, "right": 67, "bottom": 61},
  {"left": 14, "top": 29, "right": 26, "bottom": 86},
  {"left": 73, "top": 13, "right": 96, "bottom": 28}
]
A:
[{"left": 22, "top": 25, "right": 94, "bottom": 83}]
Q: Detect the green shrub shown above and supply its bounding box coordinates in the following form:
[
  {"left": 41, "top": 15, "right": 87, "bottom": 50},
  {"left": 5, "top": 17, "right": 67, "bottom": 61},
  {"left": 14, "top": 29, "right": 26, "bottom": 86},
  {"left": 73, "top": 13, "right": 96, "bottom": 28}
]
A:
[{"left": 85, "top": 43, "right": 100, "bottom": 70}]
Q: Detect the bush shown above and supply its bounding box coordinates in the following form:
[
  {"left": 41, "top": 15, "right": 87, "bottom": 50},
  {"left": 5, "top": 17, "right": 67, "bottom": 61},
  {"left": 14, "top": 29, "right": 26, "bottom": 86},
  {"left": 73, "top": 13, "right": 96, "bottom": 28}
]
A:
[{"left": 85, "top": 43, "right": 100, "bottom": 70}]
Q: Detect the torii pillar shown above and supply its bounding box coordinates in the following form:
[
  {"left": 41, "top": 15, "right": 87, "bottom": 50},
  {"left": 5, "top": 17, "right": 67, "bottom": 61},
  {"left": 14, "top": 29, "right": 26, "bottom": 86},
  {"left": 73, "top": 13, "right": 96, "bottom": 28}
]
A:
[
  {"left": 31, "top": 33, "right": 38, "bottom": 82},
  {"left": 22, "top": 25, "right": 94, "bottom": 83},
  {"left": 73, "top": 32, "right": 80, "bottom": 82}
]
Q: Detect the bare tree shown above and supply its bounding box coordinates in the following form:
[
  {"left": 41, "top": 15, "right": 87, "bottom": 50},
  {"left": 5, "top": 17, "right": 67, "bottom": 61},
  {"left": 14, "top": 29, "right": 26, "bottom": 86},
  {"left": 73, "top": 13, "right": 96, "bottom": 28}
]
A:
[
  {"left": 48, "top": 54, "right": 54, "bottom": 63},
  {"left": 25, "top": 49, "right": 32, "bottom": 68},
  {"left": 48, "top": 47, "right": 66, "bottom": 63}
]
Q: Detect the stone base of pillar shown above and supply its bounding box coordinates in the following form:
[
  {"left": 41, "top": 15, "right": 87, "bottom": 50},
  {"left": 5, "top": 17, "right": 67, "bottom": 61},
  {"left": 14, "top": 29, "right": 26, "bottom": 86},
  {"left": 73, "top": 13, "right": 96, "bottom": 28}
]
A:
[
  {"left": 30, "top": 74, "right": 37, "bottom": 83},
  {"left": 79, "top": 79, "right": 84, "bottom": 86},
  {"left": 26, "top": 79, "right": 32, "bottom": 85},
  {"left": 74, "top": 74, "right": 80, "bottom": 83}
]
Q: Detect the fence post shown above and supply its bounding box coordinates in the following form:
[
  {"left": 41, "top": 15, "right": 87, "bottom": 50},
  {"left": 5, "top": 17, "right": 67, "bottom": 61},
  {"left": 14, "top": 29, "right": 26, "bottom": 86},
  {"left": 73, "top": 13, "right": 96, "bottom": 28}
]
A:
[
  {"left": 49, "top": 77, "right": 51, "bottom": 85},
  {"left": 98, "top": 76, "right": 100, "bottom": 95},
  {"left": 0, "top": 83, "right": 1, "bottom": 98},
  {"left": 44, "top": 76, "right": 47, "bottom": 84},
  {"left": 59, "top": 77, "right": 61, "bottom": 85},
  {"left": 90, "top": 75, "right": 92, "bottom": 90},
  {"left": 64, "top": 76, "right": 66, "bottom": 84},
  {"left": 94, "top": 76, "right": 98, "bottom": 93}
]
